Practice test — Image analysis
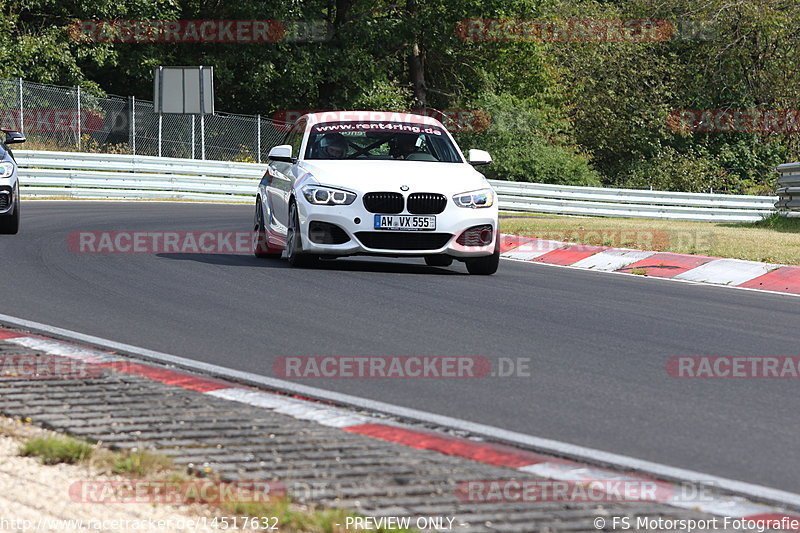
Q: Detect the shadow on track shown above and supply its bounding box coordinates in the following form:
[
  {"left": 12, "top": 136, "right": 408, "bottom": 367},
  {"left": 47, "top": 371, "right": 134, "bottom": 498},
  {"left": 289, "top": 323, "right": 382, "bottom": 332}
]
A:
[
  {"left": 156, "top": 253, "right": 290, "bottom": 268},
  {"left": 156, "top": 253, "right": 461, "bottom": 275}
]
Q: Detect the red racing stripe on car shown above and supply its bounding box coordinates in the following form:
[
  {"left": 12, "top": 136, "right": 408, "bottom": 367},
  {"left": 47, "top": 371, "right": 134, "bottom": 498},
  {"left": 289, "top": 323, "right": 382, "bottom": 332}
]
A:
[
  {"left": 344, "top": 423, "right": 566, "bottom": 468},
  {"left": 0, "top": 329, "right": 25, "bottom": 339},
  {"left": 532, "top": 245, "right": 608, "bottom": 266},
  {"left": 101, "top": 361, "right": 231, "bottom": 392}
]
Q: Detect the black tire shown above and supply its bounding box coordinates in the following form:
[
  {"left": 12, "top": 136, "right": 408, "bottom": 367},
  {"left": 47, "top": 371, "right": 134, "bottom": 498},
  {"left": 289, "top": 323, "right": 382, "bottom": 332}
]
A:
[
  {"left": 253, "top": 199, "right": 281, "bottom": 258},
  {"left": 465, "top": 248, "right": 499, "bottom": 275},
  {"left": 0, "top": 191, "right": 19, "bottom": 235},
  {"left": 286, "top": 201, "right": 318, "bottom": 268},
  {"left": 424, "top": 255, "right": 453, "bottom": 267}
]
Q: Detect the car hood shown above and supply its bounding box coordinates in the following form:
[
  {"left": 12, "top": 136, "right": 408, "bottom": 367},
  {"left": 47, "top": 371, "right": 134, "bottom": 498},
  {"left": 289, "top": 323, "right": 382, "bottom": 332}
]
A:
[{"left": 297, "top": 160, "right": 491, "bottom": 194}]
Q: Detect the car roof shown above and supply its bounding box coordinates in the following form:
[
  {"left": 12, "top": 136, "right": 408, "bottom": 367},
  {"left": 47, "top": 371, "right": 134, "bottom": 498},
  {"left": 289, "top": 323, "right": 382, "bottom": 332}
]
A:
[{"left": 302, "top": 111, "right": 446, "bottom": 129}]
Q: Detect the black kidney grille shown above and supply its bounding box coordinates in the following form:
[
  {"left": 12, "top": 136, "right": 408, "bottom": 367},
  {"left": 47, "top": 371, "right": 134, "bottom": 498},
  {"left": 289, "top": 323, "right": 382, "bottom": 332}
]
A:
[
  {"left": 363, "top": 192, "right": 404, "bottom": 214},
  {"left": 407, "top": 193, "right": 447, "bottom": 214},
  {"left": 355, "top": 232, "right": 452, "bottom": 251}
]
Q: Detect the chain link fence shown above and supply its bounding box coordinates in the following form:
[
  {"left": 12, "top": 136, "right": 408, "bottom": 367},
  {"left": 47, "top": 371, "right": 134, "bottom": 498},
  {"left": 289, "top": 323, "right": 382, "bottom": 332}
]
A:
[{"left": 0, "top": 78, "right": 288, "bottom": 162}]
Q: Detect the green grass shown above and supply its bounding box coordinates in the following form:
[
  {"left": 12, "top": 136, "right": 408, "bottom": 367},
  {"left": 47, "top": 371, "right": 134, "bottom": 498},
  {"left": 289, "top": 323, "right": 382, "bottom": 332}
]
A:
[
  {"left": 20, "top": 435, "right": 93, "bottom": 465},
  {"left": 734, "top": 212, "right": 800, "bottom": 232},
  {"left": 19, "top": 434, "right": 174, "bottom": 476},
  {"left": 101, "top": 449, "right": 174, "bottom": 477},
  {"left": 500, "top": 213, "right": 800, "bottom": 265}
]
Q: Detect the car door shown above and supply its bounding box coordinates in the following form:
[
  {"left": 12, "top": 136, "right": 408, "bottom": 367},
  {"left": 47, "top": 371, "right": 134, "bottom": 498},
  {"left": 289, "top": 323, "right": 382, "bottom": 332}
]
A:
[{"left": 267, "top": 118, "right": 305, "bottom": 235}]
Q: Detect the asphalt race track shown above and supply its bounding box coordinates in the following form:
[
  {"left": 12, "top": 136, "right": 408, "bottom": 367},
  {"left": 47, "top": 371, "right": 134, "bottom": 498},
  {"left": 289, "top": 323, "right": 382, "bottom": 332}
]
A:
[{"left": 4, "top": 201, "right": 799, "bottom": 493}]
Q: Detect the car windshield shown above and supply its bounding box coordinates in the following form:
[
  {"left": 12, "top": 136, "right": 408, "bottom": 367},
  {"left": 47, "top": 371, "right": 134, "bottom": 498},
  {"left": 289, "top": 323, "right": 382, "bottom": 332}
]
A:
[{"left": 305, "top": 121, "right": 462, "bottom": 162}]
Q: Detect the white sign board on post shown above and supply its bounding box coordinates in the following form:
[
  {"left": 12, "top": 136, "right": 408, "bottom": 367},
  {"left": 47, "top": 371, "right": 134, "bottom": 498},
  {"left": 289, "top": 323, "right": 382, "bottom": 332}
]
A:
[{"left": 153, "top": 66, "right": 214, "bottom": 114}]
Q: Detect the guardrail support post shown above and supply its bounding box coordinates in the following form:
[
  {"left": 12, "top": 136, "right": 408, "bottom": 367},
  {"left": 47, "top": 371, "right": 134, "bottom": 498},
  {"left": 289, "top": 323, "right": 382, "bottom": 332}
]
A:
[
  {"left": 76, "top": 86, "right": 81, "bottom": 151},
  {"left": 257, "top": 114, "right": 261, "bottom": 163},
  {"left": 201, "top": 115, "right": 206, "bottom": 160},
  {"left": 130, "top": 96, "right": 136, "bottom": 155},
  {"left": 17, "top": 78, "right": 23, "bottom": 133},
  {"left": 191, "top": 115, "right": 196, "bottom": 159}
]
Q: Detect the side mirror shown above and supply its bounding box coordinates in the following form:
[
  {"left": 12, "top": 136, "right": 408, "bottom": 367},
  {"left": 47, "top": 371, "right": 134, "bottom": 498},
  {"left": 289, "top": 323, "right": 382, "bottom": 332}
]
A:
[
  {"left": 268, "top": 144, "right": 295, "bottom": 163},
  {"left": 468, "top": 149, "right": 491, "bottom": 166},
  {"left": 3, "top": 130, "right": 25, "bottom": 145}
]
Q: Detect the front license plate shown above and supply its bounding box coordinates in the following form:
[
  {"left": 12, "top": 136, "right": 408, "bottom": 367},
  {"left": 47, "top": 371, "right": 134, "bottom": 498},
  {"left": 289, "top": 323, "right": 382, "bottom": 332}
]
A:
[{"left": 374, "top": 215, "right": 436, "bottom": 231}]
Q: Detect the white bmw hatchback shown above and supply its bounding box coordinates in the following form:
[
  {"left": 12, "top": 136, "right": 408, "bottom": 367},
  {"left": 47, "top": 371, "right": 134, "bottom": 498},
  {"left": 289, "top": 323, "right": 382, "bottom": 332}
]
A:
[{"left": 253, "top": 111, "right": 499, "bottom": 274}]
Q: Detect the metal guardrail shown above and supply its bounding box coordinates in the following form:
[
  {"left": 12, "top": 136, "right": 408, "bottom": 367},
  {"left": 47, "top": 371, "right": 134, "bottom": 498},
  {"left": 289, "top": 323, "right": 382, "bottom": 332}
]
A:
[
  {"left": 490, "top": 180, "right": 775, "bottom": 222},
  {"left": 17, "top": 150, "right": 264, "bottom": 202},
  {"left": 775, "top": 163, "right": 800, "bottom": 217},
  {"left": 17, "top": 150, "right": 777, "bottom": 221}
]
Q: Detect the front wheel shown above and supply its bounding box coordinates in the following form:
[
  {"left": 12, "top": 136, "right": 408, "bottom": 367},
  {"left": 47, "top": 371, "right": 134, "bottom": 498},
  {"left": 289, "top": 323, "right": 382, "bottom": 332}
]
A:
[
  {"left": 286, "top": 201, "right": 318, "bottom": 268},
  {"left": 465, "top": 249, "right": 499, "bottom": 275},
  {"left": 0, "top": 192, "right": 19, "bottom": 235}
]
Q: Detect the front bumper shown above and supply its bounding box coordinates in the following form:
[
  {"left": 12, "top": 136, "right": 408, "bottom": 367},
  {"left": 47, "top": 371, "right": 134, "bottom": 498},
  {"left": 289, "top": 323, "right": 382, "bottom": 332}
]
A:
[
  {"left": 0, "top": 176, "right": 16, "bottom": 215},
  {"left": 296, "top": 196, "right": 498, "bottom": 257}
]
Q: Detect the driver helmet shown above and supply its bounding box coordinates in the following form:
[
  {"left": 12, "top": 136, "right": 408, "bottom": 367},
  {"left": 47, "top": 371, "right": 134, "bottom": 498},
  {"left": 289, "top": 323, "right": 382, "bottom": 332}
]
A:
[
  {"left": 390, "top": 134, "right": 419, "bottom": 158},
  {"left": 320, "top": 133, "right": 348, "bottom": 158}
]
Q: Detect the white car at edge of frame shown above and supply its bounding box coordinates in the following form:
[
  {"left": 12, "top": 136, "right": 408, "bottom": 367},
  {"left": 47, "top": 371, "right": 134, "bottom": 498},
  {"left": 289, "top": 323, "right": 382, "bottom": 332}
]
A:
[
  {"left": 0, "top": 129, "right": 26, "bottom": 235},
  {"left": 253, "top": 111, "right": 500, "bottom": 275}
]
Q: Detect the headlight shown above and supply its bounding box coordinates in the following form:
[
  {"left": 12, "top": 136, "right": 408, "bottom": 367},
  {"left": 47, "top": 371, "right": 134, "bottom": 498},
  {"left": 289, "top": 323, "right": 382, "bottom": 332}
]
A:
[
  {"left": 0, "top": 162, "right": 14, "bottom": 178},
  {"left": 453, "top": 188, "right": 494, "bottom": 208},
  {"left": 301, "top": 185, "right": 357, "bottom": 206}
]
